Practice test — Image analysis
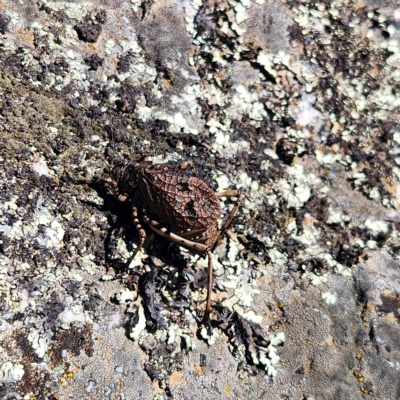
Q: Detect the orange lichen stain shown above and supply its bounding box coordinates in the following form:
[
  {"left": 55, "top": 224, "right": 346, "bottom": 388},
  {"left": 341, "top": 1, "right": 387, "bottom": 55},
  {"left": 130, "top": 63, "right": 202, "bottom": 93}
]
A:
[
  {"left": 322, "top": 335, "right": 334, "bottom": 348},
  {"left": 169, "top": 371, "right": 183, "bottom": 386},
  {"left": 361, "top": 387, "right": 371, "bottom": 395},
  {"left": 383, "top": 313, "right": 397, "bottom": 323},
  {"left": 302, "top": 215, "right": 317, "bottom": 227},
  {"left": 362, "top": 303, "right": 376, "bottom": 319},
  {"left": 357, "top": 253, "right": 368, "bottom": 262},
  {"left": 193, "top": 365, "right": 205, "bottom": 376},
  {"left": 0, "top": 1, "right": 5, "bottom": 10},
  {"left": 353, "top": 370, "right": 364, "bottom": 382},
  {"left": 296, "top": 364, "right": 310, "bottom": 375},
  {"left": 225, "top": 385, "right": 231, "bottom": 393},
  {"left": 16, "top": 30, "right": 35, "bottom": 48},
  {"left": 87, "top": 42, "right": 96, "bottom": 53},
  {"left": 383, "top": 179, "right": 400, "bottom": 203}
]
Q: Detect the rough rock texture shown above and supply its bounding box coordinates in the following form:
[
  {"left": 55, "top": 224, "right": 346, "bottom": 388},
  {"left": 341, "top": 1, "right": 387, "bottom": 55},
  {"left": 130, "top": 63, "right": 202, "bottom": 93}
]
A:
[{"left": 1, "top": 0, "right": 400, "bottom": 399}]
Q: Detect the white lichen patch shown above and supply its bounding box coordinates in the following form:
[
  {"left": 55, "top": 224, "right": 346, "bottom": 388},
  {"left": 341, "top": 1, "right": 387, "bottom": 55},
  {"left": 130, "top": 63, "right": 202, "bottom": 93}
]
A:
[
  {"left": 3, "top": 200, "right": 65, "bottom": 249},
  {"left": 288, "top": 216, "right": 353, "bottom": 281},
  {"left": 302, "top": 269, "right": 329, "bottom": 286},
  {"left": 28, "top": 329, "right": 48, "bottom": 358},
  {"left": 315, "top": 149, "right": 342, "bottom": 165},
  {"left": 258, "top": 332, "right": 285, "bottom": 377},
  {"left": 200, "top": 326, "right": 220, "bottom": 346},
  {"left": 352, "top": 172, "right": 367, "bottom": 186},
  {"left": 276, "top": 164, "right": 321, "bottom": 208},
  {"left": 268, "top": 248, "right": 288, "bottom": 267},
  {"left": 229, "top": 84, "right": 267, "bottom": 121},
  {"left": 321, "top": 291, "right": 337, "bottom": 305},
  {"left": 211, "top": 131, "right": 251, "bottom": 157},
  {"left": 0, "top": 362, "right": 24, "bottom": 384},
  {"left": 30, "top": 156, "right": 54, "bottom": 178},
  {"left": 45, "top": 220, "right": 65, "bottom": 247},
  {"left": 130, "top": 0, "right": 143, "bottom": 13},
  {"left": 130, "top": 303, "right": 147, "bottom": 340},
  {"left": 289, "top": 92, "right": 325, "bottom": 132},
  {"left": 58, "top": 303, "right": 89, "bottom": 328},
  {"left": 136, "top": 106, "right": 199, "bottom": 135},
  {"left": 326, "top": 208, "right": 351, "bottom": 225},
  {"left": 257, "top": 50, "right": 293, "bottom": 77},
  {"left": 365, "top": 219, "right": 390, "bottom": 236},
  {"left": 235, "top": 308, "right": 263, "bottom": 325},
  {"left": 115, "top": 288, "right": 136, "bottom": 304},
  {"left": 167, "top": 324, "right": 195, "bottom": 350},
  {"left": 234, "top": 281, "right": 261, "bottom": 307}
]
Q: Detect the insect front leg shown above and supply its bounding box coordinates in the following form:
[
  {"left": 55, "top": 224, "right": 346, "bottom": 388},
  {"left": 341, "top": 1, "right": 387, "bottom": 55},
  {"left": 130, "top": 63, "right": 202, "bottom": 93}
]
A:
[
  {"left": 212, "top": 189, "right": 243, "bottom": 251},
  {"left": 125, "top": 205, "right": 147, "bottom": 266},
  {"left": 83, "top": 177, "right": 128, "bottom": 202}
]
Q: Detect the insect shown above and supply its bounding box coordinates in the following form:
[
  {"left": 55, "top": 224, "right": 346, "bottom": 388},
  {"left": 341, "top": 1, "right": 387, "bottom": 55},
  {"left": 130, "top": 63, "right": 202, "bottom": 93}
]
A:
[{"left": 87, "top": 156, "right": 242, "bottom": 321}]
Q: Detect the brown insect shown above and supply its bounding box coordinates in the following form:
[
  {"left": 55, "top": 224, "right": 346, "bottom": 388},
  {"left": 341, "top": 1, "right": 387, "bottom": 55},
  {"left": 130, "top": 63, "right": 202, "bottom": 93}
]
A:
[{"left": 88, "top": 156, "right": 242, "bottom": 320}]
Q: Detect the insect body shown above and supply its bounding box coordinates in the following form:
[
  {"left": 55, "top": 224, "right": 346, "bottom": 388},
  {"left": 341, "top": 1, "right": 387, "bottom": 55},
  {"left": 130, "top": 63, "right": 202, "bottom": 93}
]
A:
[{"left": 91, "top": 157, "right": 242, "bottom": 320}]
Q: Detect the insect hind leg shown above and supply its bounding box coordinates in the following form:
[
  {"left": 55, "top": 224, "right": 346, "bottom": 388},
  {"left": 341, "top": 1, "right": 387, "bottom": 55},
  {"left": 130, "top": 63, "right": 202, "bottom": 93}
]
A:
[
  {"left": 203, "top": 250, "right": 213, "bottom": 322},
  {"left": 212, "top": 189, "right": 243, "bottom": 252},
  {"left": 144, "top": 217, "right": 214, "bottom": 321}
]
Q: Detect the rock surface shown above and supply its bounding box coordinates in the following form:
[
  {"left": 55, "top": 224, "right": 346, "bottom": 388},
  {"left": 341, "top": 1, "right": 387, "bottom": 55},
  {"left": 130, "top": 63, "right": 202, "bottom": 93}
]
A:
[{"left": 1, "top": 0, "right": 400, "bottom": 399}]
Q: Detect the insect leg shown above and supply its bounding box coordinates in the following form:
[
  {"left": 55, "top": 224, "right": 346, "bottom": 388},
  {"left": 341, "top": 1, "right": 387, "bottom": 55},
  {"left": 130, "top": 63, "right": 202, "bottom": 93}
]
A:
[
  {"left": 204, "top": 250, "right": 213, "bottom": 322},
  {"left": 214, "top": 189, "right": 240, "bottom": 197},
  {"left": 83, "top": 177, "right": 128, "bottom": 202},
  {"left": 106, "top": 179, "right": 127, "bottom": 202},
  {"left": 143, "top": 216, "right": 214, "bottom": 320},
  {"left": 125, "top": 206, "right": 147, "bottom": 265},
  {"left": 212, "top": 189, "right": 243, "bottom": 252},
  {"left": 143, "top": 217, "right": 208, "bottom": 254},
  {"left": 179, "top": 160, "right": 196, "bottom": 175},
  {"left": 176, "top": 227, "right": 209, "bottom": 244}
]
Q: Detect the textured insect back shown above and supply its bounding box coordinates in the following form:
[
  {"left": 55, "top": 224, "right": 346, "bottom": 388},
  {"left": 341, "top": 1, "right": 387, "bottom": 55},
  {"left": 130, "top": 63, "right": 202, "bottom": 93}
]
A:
[{"left": 137, "top": 163, "right": 221, "bottom": 232}]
